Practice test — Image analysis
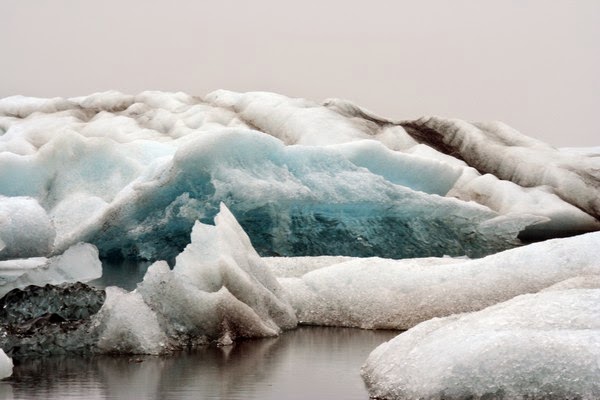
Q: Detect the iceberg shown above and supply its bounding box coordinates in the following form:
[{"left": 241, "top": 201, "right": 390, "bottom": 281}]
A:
[
  {"left": 0, "top": 90, "right": 597, "bottom": 263},
  {"left": 1, "top": 205, "right": 297, "bottom": 356},
  {"left": 0, "top": 88, "right": 598, "bottom": 396},
  {"left": 94, "top": 203, "right": 297, "bottom": 354},
  {"left": 279, "top": 232, "right": 600, "bottom": 329},
  {"left": 361, "top": 289, "right": 600, "bottom": 399}
]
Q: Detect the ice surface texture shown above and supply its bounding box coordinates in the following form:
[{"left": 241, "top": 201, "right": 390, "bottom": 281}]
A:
[
  {"left": 0, "top": 282, "right": 105, "bottom": 357},
  {"left": 404, "top": 117, "right": 600, "bottom": 221},
  {"left": 279, "top": 232, "right": 600, "bottom": 329},
  {"left": 94, "top": 204, "right": 297, "bottom": 354},
  {"left": 1, "top": 90, "right": 597, "bottom": 262},
  {"left": 362, "top": 289, "right": 600, "bottom": 400},
  {"left": 0, "top": 196, "right": 54, "bottom": 259}
]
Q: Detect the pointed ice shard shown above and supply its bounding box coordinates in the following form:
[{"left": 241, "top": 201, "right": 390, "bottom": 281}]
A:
[
  {"left": 0, "top": 349, "right": 12, "bottom": 380},
  {"left": 97, "top": 203, "right": 297, "bottom": 354}
]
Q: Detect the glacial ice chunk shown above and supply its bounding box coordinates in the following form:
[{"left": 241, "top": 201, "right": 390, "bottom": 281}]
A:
[
  {"left": 0, "top": 243, "right": 102, "bottom": 298},
  {"left": 78, "top": 129, "right": 539, "bottom": 261},
  {"left": 361, "top": 289, "right": 600, "bottom": 400},
  {"left": 0, "top": 349, "right": 12, "bottom": 380},
  {"left": 279, "top": 232, "right": 600, "bottom": 329},
  {"left": 1, "top": 90, "right": 598, "bottom": 262},
  {"left": 96, "top": 287, "right": 168, "bottom": 355},
  {"left": 137, "top": 204, "right": 297, "bottom": 341},
  {"left": 96, "top": 204, "right": 297, "bottom": 354},
  {"left": 0, "top": 282, "right": 105, "bottom": 357}
]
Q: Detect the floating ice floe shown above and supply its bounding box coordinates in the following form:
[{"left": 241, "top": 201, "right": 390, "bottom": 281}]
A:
[
  {"left": 0, "top": 243, "right": 102, "bottom": 298},
  {"left": 94, "top": 203, "right": 297, "bottom": 354},
  {"left": 0, "top": 90, "right": 597, "bottom": 262},
  {"left": 361, "top": 288, "right": 600, "bottom": 400},
  {"left": 279, "top": 232, "right": 600, "bottom": 329},
  {"left": 0, "top": 349, "right": 11, "bottom": 380}
]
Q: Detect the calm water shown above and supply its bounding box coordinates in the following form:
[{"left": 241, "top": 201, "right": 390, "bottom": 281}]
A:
[{"left": 2, "top": 327, "right": 398, "bottom": 400}]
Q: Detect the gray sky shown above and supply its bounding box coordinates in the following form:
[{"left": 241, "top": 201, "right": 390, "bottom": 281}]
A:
[{"left": 1, "top": 0, "right": 599, "bottom": 147}]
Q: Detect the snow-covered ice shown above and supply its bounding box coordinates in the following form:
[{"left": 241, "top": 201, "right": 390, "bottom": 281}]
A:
[
  {"left": 404, "top": 117, "right": 600, "bottom": 220},
  {"left": 362, "top": 289, "right": 600, "bottom": 399},
  {"left": 280, "top": 232, "right": 600, "bottom": 329},
  {"left": 0, "top": 196, "right": 55, "bottom": 259}
]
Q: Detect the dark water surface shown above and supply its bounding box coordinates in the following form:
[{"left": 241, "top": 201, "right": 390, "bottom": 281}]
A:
[{"left": 2, "top": 327, "right": 398, "bottom": 400}]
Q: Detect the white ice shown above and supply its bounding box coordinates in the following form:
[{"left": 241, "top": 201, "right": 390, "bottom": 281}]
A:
[
  {"left": 96, "top": 287, "right": 168, "bottom": 355},
  {"left": 362, "top": 288, "right": 600, "bottom": 399},
  {"left": 0, "top": 349, "right": 12, "bottom": 380},
  {"left": 95, "top": 203, "right": 297, "bottom": 353},
  {"left": 0, "top": 196, "right": 55, "bottom": 259},
  {"left": 279, "top": 232, "right": 600, "bottom": 329},
  {"left": 264, "top": 255, "right": 356, "bottom": 278},
  {"left": 0, "top": 243, "right": 102, "bottom": 298}
]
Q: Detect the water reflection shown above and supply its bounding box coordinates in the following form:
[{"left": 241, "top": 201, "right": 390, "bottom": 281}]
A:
[
  {"left": 89, "top": 258, "right": 153, "bottom": 291},
  {"left": 6, "top": 327, "right": 398, "bottom": 400}
]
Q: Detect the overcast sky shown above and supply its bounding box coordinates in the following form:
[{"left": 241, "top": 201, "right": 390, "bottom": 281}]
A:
[{"left": 1, "top": 0, "right": 598, "bottom": 146}]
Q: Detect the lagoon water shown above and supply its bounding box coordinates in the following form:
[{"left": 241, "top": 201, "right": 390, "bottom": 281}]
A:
[
  {"left": 2, "top": 259, "right": 398, "bottom": 399},
  {"left": 3, "top": 327, "right": 397, "bottom": 400}
]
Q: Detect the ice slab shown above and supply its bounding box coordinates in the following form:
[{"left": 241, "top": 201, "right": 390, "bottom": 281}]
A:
[
  {"left": 0, "top": 243, "right": 102, "bottom": 298},
  {"left": 0, "top": 349, "right": 12, "bottom": 380},
  {"left": 72, "top": 129, "right": 540, "bottom": 261},
  {"left": 362, "top": 289, "right": 600, "bottom": 400},
  {"left": 280, "top": 232, "right": 600, "bottom": 329}
]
